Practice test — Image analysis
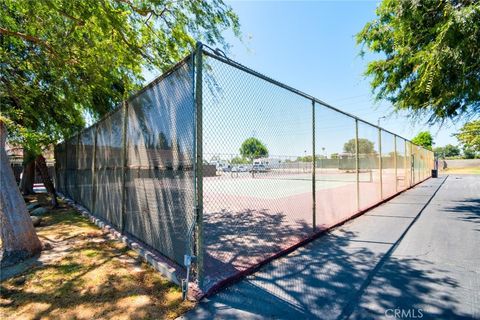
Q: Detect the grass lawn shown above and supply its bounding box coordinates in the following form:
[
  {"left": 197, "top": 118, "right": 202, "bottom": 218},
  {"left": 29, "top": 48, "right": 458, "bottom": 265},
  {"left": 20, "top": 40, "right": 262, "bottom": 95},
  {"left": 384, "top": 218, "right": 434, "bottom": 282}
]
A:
[
  {"left": 441, "top": 167, "right": 480, "bottom": 174},
  {"left": 0, "top": 194, "right": 194, "bottom": 320}
]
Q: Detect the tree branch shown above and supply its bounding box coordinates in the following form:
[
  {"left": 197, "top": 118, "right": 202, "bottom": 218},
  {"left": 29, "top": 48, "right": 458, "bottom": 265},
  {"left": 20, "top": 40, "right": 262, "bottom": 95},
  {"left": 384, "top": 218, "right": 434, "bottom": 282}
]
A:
[
  {"left": 56, "top": 9, "right": 86, "bottom": 26},
  {"left": 0, "top": 27, "right": 55, "bottom": 54},
  {"left": 114, "top": 0, "right": 170, "bottom": 19}
]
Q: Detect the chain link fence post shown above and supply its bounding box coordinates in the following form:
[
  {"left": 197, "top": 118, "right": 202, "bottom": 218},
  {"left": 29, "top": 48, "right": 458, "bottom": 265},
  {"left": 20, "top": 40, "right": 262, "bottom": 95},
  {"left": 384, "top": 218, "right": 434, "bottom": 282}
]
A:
[
  {"left": 121, "top": 100, "right": 129, "bottom": 232},
  {"left": 410, "top": 147, "right": 413, "bottom": 185},
  {"left": 404, "top": 139, "right": 408, "bottom": 187},
  {"left": 91, "top": 124, "right": 98, "bottom": 213},
  {"left": 378, "top": 128, "right": 383, "bottom": 199},
  {"left": 312, "top": 100, "right": 316, "bottom": 230},
  {"left": 194, "top": 42, "right": 204, "bottom": 289},
  {"left": 355, "top": 119, "right": 359, "bottom": 211},
  {"left": 394, "top": 135, "right": 398, "bottom": 193},
  {"left": 75, "top": 134, "right": 80, "bottom": 200},
  {"left": 64, "top": 137, "right": 68, "bottom": 196}
]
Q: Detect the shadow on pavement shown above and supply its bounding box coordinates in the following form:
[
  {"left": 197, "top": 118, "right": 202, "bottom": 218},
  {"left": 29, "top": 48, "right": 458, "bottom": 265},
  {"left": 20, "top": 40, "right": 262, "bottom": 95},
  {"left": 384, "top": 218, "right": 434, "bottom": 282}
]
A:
[
  {"left": 443, "top": 198, "right": 480, "bottom": 229},
  {"left": 203, "top": 208, "right": 312, "bottom": 290},
  {"left": 204, "top": 229, "right": 464, "bottom": 319}
]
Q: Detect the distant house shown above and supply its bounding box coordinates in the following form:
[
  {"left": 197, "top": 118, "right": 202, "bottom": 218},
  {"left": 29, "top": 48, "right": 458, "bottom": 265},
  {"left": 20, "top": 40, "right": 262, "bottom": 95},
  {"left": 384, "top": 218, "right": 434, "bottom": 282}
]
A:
[
  {"left": 6, "top": 143, "right": 55, "bottom": 162},
  {"left": 5, "top": 142, "right": 23, "bottom": 160}
]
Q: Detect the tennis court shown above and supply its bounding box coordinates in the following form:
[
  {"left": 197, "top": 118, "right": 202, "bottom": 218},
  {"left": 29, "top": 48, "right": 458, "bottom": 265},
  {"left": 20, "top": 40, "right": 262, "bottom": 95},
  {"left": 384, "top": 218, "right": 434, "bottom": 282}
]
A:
[
  {"left": 202, "top": 168, "right": 388, "bottom": 288},
  {"left": 54, "top": 44, "right": 434, "bottom": 296}
]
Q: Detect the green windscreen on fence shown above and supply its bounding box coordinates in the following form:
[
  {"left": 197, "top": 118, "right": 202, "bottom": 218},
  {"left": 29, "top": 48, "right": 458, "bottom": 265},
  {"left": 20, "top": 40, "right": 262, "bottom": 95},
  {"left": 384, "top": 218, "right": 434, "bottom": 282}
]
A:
[
  {"left": 124, "top": 57, "right": 195, "bottom": 265},
  {"left": 55, "top": 56, "right": 195, "bottom": 268},
  {"left": 93, "top": 109, "right": 123, "bottom": 228},
  {"left": 77, "top": 128, "right": 95, "bottom": 212}
]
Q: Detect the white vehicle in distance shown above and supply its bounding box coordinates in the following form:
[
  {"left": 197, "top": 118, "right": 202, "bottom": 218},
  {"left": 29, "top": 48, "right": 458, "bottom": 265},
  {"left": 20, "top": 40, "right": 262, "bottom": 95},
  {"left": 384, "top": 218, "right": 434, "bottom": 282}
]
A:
[
  {"left": 231, "top": 165, "right": 248, "bottom": 172},
  {"left": 250, "top": 164, "right": 268, "bottom": 173},
  {"left": 237, "top": 165, "right": 248, "bottom": 172}
]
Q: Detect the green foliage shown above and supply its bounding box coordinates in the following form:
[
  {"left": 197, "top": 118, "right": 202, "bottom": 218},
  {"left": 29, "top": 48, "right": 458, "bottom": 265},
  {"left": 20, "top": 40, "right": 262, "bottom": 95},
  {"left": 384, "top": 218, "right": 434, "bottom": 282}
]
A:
[
  {"left": 239, "top": 137, "right": 268, "bottom": 161},
  {"left": 462, "top": 148, "right": 477, "bottom": 159},
  {"left": 230, "top": 156, "right": 249, "bottom": 164},
  {"left": 433, "top": 147, "right": 444, "bottom": 158},
  {"left": 443, "top": 144, "right": 460, "bottom": 158},
  {"left": 357, "top": 0, "right": 480, "bottom": 123},
  {"left": 454, "top": 120, "right": 480, "bottom": 152},
  {"left": 411, "top": 132, "right": 433, "bottom": 150},
  {"left": 343, "top": 138, "right": 375, "bottom": 155},
  {"left": 296, "top": 155, "right": 313, "bottom": 162},
  {"left": 434, "top": 144, "right": 460, "bottom": 158},
  {"left": 0, "top": 0, "right": 240, "bottom": 152}
]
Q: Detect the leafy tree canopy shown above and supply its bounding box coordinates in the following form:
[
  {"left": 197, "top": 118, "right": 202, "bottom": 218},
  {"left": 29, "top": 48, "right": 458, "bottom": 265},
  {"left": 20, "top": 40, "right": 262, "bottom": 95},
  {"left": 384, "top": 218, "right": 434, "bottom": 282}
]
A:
[
  {"left": 462, "top": 148, "right": 477, "bottom": 159},
  {"left": 454, "top": 120, "right": 480, "bottom": 152},
  {"left": 433, "top": 147, "right": 444, "bottom": 158},
  {"left": 343, "top": 138, "right": 375, "bottom": 155},
  {"left": 230, "top": 156, "right": 249, "bottom": 165},
  {"left": 357, "top": 0, "right": 480, "bottom": 123},
  {"left": 239, "top": 137, "right": 268, "bottom": 161},
  {"left": 434, "top": 144, "right": 460, "bottom": 158},
  {"left": 0, "top": 0, "right": 240, "bottom": 153},
  {"left": 411, "top": 131, "right": 433, "bottom": 150}
]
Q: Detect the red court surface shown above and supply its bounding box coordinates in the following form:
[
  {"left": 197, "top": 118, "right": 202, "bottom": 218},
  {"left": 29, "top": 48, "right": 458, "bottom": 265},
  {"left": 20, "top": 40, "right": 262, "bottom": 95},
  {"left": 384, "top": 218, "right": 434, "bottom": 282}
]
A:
[{"left": 202, "top": 170, "right": 424, "bottom": 291}]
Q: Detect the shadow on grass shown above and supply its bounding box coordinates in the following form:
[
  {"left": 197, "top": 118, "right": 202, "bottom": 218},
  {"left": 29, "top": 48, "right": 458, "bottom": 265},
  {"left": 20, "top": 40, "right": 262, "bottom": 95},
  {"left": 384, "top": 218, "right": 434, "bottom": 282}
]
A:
[
  {"left": 0, "top": 240, "right": 185, "bottom": 320},
  {"left": 0, "top": 198, "right": 192, "bottom": 320}
]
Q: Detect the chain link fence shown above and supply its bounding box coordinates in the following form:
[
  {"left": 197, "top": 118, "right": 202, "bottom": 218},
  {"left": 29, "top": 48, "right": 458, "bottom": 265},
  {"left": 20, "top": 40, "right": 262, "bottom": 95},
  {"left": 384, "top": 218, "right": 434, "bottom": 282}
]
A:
[
  {"left": 55, "top": 56, "right": 196, "bottom": 269},
  {"left": 55, "top": 44, "right": 434, "bottom": 295}
]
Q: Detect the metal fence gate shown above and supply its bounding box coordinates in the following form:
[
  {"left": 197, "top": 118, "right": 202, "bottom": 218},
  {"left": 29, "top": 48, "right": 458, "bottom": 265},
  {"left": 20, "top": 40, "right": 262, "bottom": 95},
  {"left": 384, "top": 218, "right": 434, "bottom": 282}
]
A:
[{"left": 54, "top": 43, "right": 434, "bottom": 295}]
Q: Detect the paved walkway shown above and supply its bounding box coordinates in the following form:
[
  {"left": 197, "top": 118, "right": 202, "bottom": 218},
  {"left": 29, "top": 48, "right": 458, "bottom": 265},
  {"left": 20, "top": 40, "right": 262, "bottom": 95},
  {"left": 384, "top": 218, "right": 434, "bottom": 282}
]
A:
[{"left": 181, "top": 175, "right": 480, "bottom": 319}]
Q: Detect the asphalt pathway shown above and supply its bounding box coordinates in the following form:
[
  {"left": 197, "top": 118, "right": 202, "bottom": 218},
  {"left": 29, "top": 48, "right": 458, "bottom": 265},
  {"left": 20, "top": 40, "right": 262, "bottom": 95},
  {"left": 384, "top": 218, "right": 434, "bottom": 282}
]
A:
[{"left": 181, "top": 175, "right": 480, "bottom": 319}]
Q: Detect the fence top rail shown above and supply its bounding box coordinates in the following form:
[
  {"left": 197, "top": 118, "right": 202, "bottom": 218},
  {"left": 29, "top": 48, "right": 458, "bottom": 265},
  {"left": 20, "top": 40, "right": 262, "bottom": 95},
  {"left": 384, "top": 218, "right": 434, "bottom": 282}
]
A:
[{"left": 201, "top": 46, "right": 431, "bottom": 154}]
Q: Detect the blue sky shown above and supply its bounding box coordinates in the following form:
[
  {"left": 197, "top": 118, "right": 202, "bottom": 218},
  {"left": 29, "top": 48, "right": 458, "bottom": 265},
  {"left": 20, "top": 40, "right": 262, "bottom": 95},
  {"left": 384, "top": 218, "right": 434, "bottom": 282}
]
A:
[
  {"left": 143, "top": 0, "right": 466, "bottom": 151},
  {"left": 217, "top": 0, "right": 464, "bottom": 148}
]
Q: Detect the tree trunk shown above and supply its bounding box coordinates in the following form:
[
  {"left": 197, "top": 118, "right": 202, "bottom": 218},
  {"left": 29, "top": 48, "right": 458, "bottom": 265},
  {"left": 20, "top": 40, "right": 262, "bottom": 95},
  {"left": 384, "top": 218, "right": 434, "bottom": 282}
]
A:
[
  {"left": 19, "top": 151, "right": 35, "bottom": 195},
  {"left": 35, "top": 154, "right": 58, "bottom": 208},
  {"left": 0, "top": 122, "right": 42, "bottom": 267}
]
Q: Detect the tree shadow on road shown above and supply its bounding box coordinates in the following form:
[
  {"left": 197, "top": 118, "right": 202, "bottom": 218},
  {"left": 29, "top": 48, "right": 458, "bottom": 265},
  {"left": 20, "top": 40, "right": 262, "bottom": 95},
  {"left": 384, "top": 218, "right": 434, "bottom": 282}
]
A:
[
  {"left": 195, "top": 227, "right": 469, "bottom": 319},
  {"left": 443, "top": 198, "right": 480, "bottom": 231}
]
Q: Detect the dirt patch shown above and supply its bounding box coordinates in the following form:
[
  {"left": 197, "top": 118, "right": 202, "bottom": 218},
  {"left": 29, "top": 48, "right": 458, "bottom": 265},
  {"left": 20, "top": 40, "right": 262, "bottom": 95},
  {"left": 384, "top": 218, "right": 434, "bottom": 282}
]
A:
[{"left": 0, "top": 194, "right": 194, "bottom": 320}]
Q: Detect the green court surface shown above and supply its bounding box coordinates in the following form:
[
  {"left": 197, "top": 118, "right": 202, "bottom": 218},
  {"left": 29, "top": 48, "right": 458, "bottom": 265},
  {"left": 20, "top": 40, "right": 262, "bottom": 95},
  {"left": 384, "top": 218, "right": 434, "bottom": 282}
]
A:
[{"left": 204, "top": 176, "right": 352, "bottom": 199}]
